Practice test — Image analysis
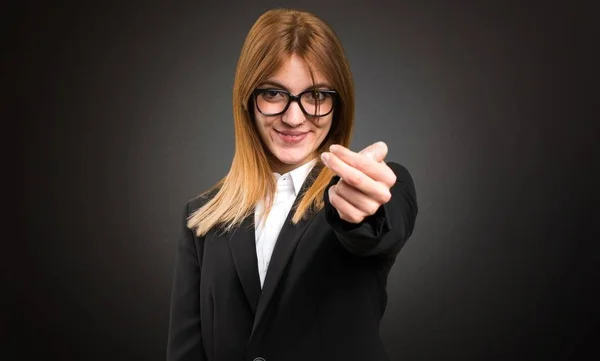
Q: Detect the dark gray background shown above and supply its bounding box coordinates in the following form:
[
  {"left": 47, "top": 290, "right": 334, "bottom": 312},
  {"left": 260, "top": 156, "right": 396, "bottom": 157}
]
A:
[{"left": 13, "top": 1, "right": 597, "bottom": 360}]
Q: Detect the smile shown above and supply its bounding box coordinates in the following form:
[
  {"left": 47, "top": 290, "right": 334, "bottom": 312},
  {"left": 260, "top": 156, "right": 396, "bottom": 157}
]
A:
[{"left": 274, "top": 129, "right": 308, "bottom": 144}]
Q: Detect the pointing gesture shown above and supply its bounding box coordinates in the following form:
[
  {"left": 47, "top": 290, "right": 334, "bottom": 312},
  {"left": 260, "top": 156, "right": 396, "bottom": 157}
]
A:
[{"left": 321, "top": 141, "right": 397, "bottom": 224}]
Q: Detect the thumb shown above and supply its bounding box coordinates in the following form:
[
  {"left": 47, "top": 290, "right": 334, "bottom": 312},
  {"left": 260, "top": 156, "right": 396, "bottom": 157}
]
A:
[{"left": 359, "top": 141, "right": 388, "bottom": 162}]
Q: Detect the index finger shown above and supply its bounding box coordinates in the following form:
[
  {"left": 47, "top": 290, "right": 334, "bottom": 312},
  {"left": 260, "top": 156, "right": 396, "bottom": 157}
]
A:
[{"left": 328, "top": 144, "right": 396, "bottom": 187}]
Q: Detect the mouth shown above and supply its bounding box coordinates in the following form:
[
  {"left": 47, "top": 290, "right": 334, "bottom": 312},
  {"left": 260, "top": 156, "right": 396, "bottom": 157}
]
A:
[
  {"left": 274, "top": 129, "right": 308, "bottom": 144},
  {"left": 275, "top": 129, "right": 307, "bottom": 137}
]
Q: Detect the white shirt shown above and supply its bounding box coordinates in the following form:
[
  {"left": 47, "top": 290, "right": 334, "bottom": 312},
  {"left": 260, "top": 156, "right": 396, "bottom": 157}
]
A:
[{"left": 254, "top": 158, "right": 317, "bottom": 288}]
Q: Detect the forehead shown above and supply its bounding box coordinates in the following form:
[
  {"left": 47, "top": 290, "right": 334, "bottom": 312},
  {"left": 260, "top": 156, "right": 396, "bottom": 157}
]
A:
[{"left": 261, "top": 54, "right": 331, "bottom": 93}]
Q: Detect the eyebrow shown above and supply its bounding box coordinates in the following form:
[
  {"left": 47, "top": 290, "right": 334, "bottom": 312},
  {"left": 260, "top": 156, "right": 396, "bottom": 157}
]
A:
[{"left": 257, "top": 81, "right": 333, "bottom": 92}]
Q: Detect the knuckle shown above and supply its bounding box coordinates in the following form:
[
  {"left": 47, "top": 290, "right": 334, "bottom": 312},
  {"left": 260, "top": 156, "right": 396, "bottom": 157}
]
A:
[
  {"left": 348, "top": 213, "right": 362, "bottom": 224},
  {"left": 340, "top": 212, "right": 355, "bottom": 223},
  {"left": 368, "top": 203, "right": 380, "bottom": 215},
  {"left": 381, "top": 189, "right": 392, "bottom": 203},
  {"left": 328, "top": 187, "right": 338, "bottom": 202},
  {"left": 347, "top": 173, "right": 362, "bottom": 187},
  {"left": 356, "top": 156, "right": 368, "bottom": 168},
  {"left": 346, "top": 157, "right": 357, "bottom": 169},
  {"left": 339, "top": 210, "right": 350, "bottom": 222}
]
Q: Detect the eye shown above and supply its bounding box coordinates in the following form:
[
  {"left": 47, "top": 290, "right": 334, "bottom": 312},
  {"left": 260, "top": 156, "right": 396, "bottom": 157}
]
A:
[
  {"left": 304, "top": 90, "right": 331, "bottom": 103},
  {"left": 262, "top": 90, "right": 285, "bottom": 100},
  {"left": 310, "top": 91, "right": 323, "bottom": 100}
]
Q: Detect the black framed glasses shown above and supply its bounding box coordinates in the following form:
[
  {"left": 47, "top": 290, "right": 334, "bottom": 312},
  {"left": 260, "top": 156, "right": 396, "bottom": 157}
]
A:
[{"left": 253, "top": 88, "right": 336, "bottom": 117}]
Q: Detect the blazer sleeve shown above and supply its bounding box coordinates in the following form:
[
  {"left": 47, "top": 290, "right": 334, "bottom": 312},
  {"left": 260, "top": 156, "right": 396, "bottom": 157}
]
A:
[
  {"left": 323, "top": 161, "right": 418, "bottom": 258},
  {"left": 166, "top": 201, "right": 207, "bottom": 361}
]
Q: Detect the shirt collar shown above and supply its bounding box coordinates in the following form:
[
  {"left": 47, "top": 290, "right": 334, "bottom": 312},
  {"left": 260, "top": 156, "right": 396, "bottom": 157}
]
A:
[{"left": 274, "top": 158, "right": 318, "bottom": 197}]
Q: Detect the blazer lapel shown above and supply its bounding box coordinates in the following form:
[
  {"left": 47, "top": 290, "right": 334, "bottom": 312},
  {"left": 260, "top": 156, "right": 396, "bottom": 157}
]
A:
[
  {"left": 229, "top": 215, "right": 261, "bottom": 315},
  {"left": 250, "top": 163, "right": 323, "bottom": 338}
]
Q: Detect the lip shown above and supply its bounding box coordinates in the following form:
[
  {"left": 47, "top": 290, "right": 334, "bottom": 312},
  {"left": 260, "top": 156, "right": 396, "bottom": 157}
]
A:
[
  {"left": 274, "top": 129, "right": 308, "bottom": 144},
  {"left": 275, "top": 129, "right": 307, "bottom": 136}
]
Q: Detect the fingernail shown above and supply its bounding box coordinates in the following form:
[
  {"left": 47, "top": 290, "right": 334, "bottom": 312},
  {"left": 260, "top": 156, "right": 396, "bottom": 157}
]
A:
[
  {"left": 329, "top": 144, "right": 340, "bottom": 152},
  {"left": 321, "top": 152, "right": 330, "bottom": 163}
]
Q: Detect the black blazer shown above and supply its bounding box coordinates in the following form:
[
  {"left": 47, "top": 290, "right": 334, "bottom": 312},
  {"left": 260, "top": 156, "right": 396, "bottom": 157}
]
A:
[{"left": 167, "top": 162, "right": 418, "bottom": 361}]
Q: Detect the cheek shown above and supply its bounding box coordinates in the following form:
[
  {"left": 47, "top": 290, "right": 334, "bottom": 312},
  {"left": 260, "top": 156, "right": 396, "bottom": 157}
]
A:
[
  {"left": 254, "top": 112, "right": 271, "bottom": 137},
  {"left": 253, "top": 109, "right": 262, "bottom": 128},
  {"left": 316, "top": 116, "right": 333, "bottom": 138}
]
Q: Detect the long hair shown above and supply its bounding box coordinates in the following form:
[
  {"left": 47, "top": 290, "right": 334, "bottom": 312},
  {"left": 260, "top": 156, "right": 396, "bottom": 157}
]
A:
[{"left": 187, "top": 8, "right": 355, "bottom": 237}]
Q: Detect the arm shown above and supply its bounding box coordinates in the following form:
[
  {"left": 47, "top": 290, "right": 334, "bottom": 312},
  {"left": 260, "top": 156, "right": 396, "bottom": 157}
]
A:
[
  {"left": 324, "top": 162, "right": 418, "bottom": 258},
  {"left": 166, "top": 201, "right": 207, "bottom": 361}
]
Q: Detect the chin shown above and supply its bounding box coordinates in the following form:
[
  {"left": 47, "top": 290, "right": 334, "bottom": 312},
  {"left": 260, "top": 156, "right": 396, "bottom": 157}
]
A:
[
  {"left": 276, "top": 154, "right": 308, "bottom": 166},
  {"left": 272, "top": 149, "right": 311, "bottom": 167}
]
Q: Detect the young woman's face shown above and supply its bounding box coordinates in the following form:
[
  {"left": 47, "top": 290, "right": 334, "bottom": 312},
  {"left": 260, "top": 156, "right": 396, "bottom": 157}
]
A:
[{"left": 253, "top": 54, "right": 334, "bottom": 174}]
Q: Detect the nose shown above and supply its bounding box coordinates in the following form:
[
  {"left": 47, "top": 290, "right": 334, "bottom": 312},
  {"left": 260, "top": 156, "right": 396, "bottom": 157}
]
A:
[{"left": 281, "top": 101, "right": 306, "bottom": 127}]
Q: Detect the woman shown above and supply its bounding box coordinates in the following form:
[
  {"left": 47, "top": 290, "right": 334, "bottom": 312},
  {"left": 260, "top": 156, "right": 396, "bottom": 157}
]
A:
[{"left": 167, "top": 8, "right": 418, "bottom": 361}]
